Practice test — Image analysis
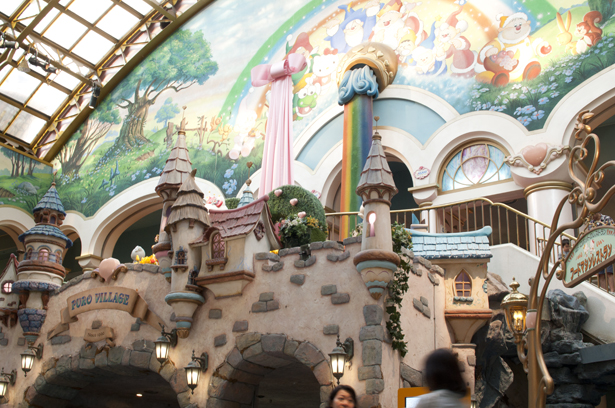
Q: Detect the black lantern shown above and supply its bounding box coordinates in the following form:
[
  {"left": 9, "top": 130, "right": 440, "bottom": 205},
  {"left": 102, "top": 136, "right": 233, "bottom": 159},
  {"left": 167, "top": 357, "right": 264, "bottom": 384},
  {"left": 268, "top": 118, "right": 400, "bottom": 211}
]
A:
[
  {"left": 0, "top": 368, "right": 16, "bottom": 397},
  {"left": 154, "top": 324, "right": 178, "bottom": 364},
  {"left": 185, "top": 350, "right": 208, "bottom": 394},
  {"left": 20, "top": 344, "right": 43, "bottom": 377},
  {"left": 329, "top": 335, "right": 354, "bottom": 385}
]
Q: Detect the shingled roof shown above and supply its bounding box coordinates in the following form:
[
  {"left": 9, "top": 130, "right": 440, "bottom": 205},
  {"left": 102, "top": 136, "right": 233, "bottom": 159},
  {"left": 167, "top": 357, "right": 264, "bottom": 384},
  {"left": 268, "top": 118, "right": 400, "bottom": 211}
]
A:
[
  {"left": 194, "top": 196, "right": 273, "bottom": 241},
  {"left": 19, "top": 224, "right": 73, "bottom": 248},
  {"left": 356, "top": 132, "right": 398, "bottom": 196},
  {"left": 155, "top": 131, "right": 192, "bottom": 196},
  {"left": 33, "top": 183, "right": 66, "bottom": 215},
  {"left": 411, "top": 226, "right": 492, "bottom": 259},
  {"left": 166, "top": 170, "right": 209, "bottom": 230}
]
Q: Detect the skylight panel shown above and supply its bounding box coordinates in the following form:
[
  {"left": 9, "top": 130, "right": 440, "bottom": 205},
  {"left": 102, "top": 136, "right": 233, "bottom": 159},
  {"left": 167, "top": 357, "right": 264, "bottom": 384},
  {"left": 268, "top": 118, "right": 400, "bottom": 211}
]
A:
[
  {"left": 34, "top": 7, "right": 60, "bottom": 33},
  {"left": 6, "top": 112, "right": 47, "bottom": 143},
  {"left": 72, "top": 31, "right": 114, "bottom": 63},
  {"left": 0, "top": 0, "right": 22, "bottom": 16},
  {"left": 18, "top": 2, "right": 41, "bottom": 21},
  {"left": 0, "top": 69, "right": 40, "bottom": 104},
  {"left": 97, "top": 6, "right": 140, "bottom": 39},
  {"left": 53, "top": 71, "right": 81, "bottom": 89},
  {"left": 11, "top": 48, "right": 25, "bottom": 62},
  {"left": 122, "top": 0, "right": 152, "bottom": 15},
  {"left": 27, "top": 84, "right": 68, "bottom": 116},
  {"left": 0, "top": 100, "right": 19, "bottom": 132},
  {"left": 67, "top": 0, "right": 113, "bottom": 24},
  {"left": 43, "top": 13, "right": 88, "bottom": 49},
  {"left": 0, "top": 66, "right": 11, "bottom": 82}
]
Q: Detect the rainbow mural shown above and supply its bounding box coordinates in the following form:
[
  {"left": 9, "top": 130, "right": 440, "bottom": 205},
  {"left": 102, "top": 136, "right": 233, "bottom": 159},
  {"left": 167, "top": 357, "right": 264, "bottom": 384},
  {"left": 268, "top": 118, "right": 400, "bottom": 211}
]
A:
[{"left": 0, "top": 0, "right": 605, "bottom": 217}]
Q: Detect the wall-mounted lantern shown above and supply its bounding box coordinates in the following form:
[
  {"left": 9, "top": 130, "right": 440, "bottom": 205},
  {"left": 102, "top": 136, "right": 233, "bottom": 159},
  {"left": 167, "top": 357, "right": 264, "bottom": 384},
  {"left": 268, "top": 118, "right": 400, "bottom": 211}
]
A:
[
  {"left": 185, "top": 350, "right": 208, "bottom": 394},
  {"left": 329, "top": 334, "right": 354, "bottom": 385},
  {"left": 154, "top": 324, "right": 178, "bottom": 364},
  {"left": 20, "top": 343, "right": 43, "bottom": 376},
  {"left": 0, "top": 368, "right": 16, "bottom": 397},
  {"left": 501, "top": 277, "right": 528, "bottom": 341}
]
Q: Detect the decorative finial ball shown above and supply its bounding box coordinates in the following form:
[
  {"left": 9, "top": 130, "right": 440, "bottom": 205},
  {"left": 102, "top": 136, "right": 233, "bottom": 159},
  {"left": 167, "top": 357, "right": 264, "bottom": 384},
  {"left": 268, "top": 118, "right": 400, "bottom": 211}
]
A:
[
  {"left": 182, "top": 106, "right": 187, "bottom": 110},
  {"left": 131, "top": 246, "right": 146, "bottom": 261},
  {"left": 290, "top": 198, "right": 298, "bottom": 206},
  {"left": 274, "top": 189, "right": 283, "bottom": 197},
  {"left": 298, "top": 211, "right": 307, "bottom": 218},
  {"left": 374, "top": 116, "right": 380, "bottom": 122}
]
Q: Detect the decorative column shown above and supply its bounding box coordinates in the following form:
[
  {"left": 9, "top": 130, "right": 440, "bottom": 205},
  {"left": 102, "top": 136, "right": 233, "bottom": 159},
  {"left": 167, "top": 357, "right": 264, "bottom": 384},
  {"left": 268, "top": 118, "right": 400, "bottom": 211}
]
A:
[
  {"left": 155, "top": 116, "right": 192, "bottom": 283},
  {"left": 336, "top": 42, "right": 398, "bottom": 237},
  {"left": 15, "top": 183, "right": 72, "bottom": 344}
]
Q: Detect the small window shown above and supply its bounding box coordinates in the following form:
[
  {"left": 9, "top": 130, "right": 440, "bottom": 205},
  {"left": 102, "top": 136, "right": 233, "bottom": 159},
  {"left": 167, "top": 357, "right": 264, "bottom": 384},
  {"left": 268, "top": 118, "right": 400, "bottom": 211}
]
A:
[
  {"left": 39, "top": 248, "right": 49, "bottom": 262},
  {"left": 212, "top": 233, "right": 225, "bottom": 259},
  {"left": 176, "top": 249, "right": 186, "bottom": 265},
  {"left": 26, "top": 247, "right": 33, "bottom": 260},
  {"left": 455, "top": 271, "right": 472, "bottom": 297},
  {"left": 1, "top": 281, "right": 12, "bottom": 294},
  {"left": 367, "top": 212, "right": 376, "bottom": 237},
  {"left": 50, "top": 215, "right": 56, "bottom": 225}
]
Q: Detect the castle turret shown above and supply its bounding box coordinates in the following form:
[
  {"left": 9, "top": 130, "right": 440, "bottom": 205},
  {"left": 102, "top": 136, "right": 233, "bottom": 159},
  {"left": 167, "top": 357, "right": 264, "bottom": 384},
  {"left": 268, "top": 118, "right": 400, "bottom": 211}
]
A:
[
  {"left": 164, "top": 169, "right": 208, "bottom": 338},
  {"left": 154, "top": 116, "right": 192, "bottom": 282},
  {"left": 352, "top": 127, "right": 400, "bottom": 299},
  {"left": 16, "top": 183, "right": 72, "bottom": 343},
  {"left": 237, "top": 179, "right": 254, "bottom": 208}
]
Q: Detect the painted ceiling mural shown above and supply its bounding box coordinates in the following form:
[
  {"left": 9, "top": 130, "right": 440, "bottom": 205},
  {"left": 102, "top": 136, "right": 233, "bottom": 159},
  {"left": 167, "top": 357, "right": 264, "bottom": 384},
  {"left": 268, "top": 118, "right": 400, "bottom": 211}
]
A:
[{"left": 0, "top": 0, "right": 609, "bottom": 217}]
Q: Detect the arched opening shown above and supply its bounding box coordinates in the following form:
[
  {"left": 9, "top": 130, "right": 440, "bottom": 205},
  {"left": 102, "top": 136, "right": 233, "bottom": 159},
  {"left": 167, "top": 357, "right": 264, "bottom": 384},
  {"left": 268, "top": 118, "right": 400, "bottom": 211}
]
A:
[
  {"left": 21, "top": 344, "right": 190, "bottom": 408},
  {"left": 0, "top": 227, "right": 19, "bottom": 270},
  {"left": 112, "top": 209, "right": 162, "bottom": 263},
  {"left": 63, "top": 237, "right": 82, "bottom": 281},
  {"left": 209, "top": 334, "right": 329, "bottom": 407}
]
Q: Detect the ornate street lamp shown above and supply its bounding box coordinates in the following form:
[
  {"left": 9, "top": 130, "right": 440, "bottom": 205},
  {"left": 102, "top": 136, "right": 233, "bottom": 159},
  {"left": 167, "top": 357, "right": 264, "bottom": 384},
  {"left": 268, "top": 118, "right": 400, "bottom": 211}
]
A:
[
  {"left": 185, "top": 350, "right": 208, "bottom": 394},
  {"left": 329, "top": 335, "right": 354, "bottom": 385},
  {"left": 501, "top": 278, "right": 528, "bottom": 340},
  {"left": 0, "top": 368, "right": 16, "bottom": 398},
  {"left": 20, "top": 344, "right": 43, "bottom": 377},
  {"left": 154, "top": 324, "right": 178, "bottom": 364}
]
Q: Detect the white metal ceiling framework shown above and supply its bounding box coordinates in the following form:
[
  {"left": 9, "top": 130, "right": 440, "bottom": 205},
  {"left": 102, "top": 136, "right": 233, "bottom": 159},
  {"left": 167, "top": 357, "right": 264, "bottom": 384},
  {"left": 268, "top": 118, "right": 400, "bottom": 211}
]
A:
[{"left": 0, "top": 0, "right": 212, "bottom": 164}]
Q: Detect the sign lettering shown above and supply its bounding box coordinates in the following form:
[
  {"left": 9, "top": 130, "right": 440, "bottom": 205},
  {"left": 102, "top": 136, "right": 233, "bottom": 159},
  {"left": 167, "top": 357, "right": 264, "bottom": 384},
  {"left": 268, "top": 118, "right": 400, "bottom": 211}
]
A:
[{"left": 563, "top": 226, "right": 615, "bottom": 288}]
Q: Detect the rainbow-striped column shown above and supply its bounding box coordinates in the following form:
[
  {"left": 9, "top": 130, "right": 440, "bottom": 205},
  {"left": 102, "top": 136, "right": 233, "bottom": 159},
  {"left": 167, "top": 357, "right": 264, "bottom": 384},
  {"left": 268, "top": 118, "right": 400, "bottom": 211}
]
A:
[{"left": 338, "top": 65, "right": 379, "bottom": 237}]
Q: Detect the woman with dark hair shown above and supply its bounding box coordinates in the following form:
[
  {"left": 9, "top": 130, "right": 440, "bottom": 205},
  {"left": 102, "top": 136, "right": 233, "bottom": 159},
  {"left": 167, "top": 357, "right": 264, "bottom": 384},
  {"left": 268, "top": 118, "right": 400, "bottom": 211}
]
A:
[
  {"left": 329, "top": 385, "right": 356, "bottom": 408},
  {"left": 416, "top": 348, "right": 468, "bottom": 408}
]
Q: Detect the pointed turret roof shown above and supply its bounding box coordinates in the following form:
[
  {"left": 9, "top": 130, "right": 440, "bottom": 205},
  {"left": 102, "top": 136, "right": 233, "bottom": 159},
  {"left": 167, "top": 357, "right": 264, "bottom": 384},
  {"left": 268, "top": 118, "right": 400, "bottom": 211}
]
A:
[
  {"left": 165, "top": 170, "right": 209, "bottom": 231},
  {"left": 155, "top": 130, "right": 192, "bottom": 196},
  {"left": 238, "top": 179, "right": 254, "bottom": 208},
  {"left": 33, "top": 182, "right": 66, "bottom": 215},
  {"left": 356, "top": 132, "right": 398, "bottom": 196}
]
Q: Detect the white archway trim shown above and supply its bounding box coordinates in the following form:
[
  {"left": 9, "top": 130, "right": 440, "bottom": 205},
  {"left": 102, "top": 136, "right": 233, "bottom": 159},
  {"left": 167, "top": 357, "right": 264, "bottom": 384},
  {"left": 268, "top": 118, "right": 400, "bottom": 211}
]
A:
[{"left": 0, "top": 207, "right": 34, "bottom": 249}]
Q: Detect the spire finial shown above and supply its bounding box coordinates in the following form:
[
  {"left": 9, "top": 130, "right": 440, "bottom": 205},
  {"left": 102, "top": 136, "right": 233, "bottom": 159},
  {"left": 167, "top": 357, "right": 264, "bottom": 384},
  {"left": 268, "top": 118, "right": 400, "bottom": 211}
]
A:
[
  {"left": 373, "top": 116, "right": 381, "bottom": 140},
  {"left": 180, "top": 106, "right": 188, "bottom": 132}
]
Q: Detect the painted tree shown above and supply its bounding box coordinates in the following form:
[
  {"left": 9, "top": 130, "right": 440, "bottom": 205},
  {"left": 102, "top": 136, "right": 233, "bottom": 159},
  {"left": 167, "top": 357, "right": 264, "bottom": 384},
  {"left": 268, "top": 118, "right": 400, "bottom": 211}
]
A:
[
  {"left": 58, "top": 98, "right": 120, "bottom": 177},
  {"left": 111, "top": 29, "right": 218, "bottom": 148},
  {"left": 155, "top": 97, "right": 180, "bottom": 127},
  {"left": 1, "top": 148, "right": 24, "bottom": 177}
]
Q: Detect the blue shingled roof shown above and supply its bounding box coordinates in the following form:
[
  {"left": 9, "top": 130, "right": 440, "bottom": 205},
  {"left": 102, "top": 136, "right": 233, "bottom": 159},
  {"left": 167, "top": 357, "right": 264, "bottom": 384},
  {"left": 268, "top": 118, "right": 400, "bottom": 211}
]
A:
[
  {"left": 409, "top": 226, "right": 492, "bottom": 259},
  {"left": 33, "top": 183, "right": 66, "bottom": 215},
  {"left": 19, "top": 224, "right": 73, "bottom": 248}
]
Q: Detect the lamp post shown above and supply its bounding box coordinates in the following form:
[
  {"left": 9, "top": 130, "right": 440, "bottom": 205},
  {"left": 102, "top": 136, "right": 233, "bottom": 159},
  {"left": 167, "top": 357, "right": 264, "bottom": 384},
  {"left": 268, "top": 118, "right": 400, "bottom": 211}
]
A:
[
  {"left": 154, "top": 324, "right": 178, "bottom": 364},
  {"left": 329, "top": 335, "right": 354, "bottom": 385},
  {"left": 184, "top": 350, "right": 208, "bottom": 394},
  {"left": 502, "top": 110, "right": 615, "bottom": 408}
]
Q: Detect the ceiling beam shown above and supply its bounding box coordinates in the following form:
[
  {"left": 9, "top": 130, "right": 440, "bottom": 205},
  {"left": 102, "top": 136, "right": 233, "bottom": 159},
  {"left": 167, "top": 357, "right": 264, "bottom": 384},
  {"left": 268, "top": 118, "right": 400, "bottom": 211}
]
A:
[
  {"left": 142, "top": 0, "right": 176, "bottom": 21},
  {"left": 50, "top": 3, "right": 119, "bottom": 44},
  {"left": 0, "top": 92, "right": 50, "bottom": 121},
  {"left": 43, "top": 0, "right": 215, "bottom": 162},
  {"left": 16, "top": 0, "right": 61, "bottom": 43}
]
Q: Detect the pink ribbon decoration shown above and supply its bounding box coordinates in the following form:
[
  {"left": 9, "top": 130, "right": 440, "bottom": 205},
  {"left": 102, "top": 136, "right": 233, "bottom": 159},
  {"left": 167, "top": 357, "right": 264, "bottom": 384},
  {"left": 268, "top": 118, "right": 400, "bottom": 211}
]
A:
[{"left": 251, "top": 53, "right": 307, "bottom": 197}]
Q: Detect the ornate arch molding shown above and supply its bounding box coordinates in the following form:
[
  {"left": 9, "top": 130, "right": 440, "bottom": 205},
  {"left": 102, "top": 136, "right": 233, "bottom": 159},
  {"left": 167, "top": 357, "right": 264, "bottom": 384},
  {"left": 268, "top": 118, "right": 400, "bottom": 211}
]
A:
[
  {"left": 209, "top": 332, "right": 333, "bottom": 406},
  {"left": 19, "top": 341, "right": 198, "bottom": 408}
]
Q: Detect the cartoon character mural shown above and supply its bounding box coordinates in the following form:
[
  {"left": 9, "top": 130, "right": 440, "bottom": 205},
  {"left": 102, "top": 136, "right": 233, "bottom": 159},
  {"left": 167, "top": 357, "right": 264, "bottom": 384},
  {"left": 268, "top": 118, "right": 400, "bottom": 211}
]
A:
[
  {"left": 475, "top": 12, "right": 552, "bottom": 86},
  {"left": 11, "top": 0, "right": 613, "bottom": 219}
]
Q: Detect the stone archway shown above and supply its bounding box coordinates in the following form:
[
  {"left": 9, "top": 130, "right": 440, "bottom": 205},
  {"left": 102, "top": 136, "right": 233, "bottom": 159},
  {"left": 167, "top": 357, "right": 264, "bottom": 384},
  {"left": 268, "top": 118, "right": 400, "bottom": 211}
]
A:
[
  {"left": 21, "top": 340, "right": 198, "bottom": 408},
  {"left": 208, "top": 333, "right": 333, "bottom": 407}
]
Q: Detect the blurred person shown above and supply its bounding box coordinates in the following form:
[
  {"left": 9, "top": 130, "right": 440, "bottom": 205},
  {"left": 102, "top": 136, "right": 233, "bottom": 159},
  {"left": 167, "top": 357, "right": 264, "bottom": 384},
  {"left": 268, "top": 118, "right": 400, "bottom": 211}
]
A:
[
  {"left": 559, "top": 238, "right": 571, "bottom": 261},
  {"left": 329, "top": 385, "right": 356, "bottom": 408},
  {"left": 416, "top": 348, "right": 468, "bottom": 408}
]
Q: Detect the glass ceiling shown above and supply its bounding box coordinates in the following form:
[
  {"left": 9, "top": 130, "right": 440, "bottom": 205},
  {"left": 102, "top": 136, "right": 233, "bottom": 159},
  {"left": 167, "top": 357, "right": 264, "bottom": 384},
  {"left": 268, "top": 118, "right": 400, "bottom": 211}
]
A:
[{"left": 0, "top": 0, "right": 199, "bottom": 160}]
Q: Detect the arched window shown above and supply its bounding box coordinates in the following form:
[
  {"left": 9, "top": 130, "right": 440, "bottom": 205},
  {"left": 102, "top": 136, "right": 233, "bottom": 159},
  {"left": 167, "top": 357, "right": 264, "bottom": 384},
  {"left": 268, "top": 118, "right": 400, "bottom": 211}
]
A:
[
  {"left": 212, "top": 233, "right": 225, "bottom": 259},
  {"left": 441, "top": 142, "right": 511, "bottom": 192},
  {"left": 176, "top": 249, "right": 186, "bottom": 265},
  {"left": 50, "top": 215, "right": 56, "bottom": 225},
  {"left": 55, "top": 250, "right": 63, "bottom": 264},
  {"left": 1, "top": 281, "right": 12, "bottom": 294},
  {"left": 454, "top": 271, "right": 472, "bottom": 298},
  {"left": 39, "top": 248, "right": 49, "bottom": 262},
  {"left": 26, "top": 247, "right": 33, "bottom": 260},
  {"left": 367, "top": 212, "right": 377, "bottom": 237}
]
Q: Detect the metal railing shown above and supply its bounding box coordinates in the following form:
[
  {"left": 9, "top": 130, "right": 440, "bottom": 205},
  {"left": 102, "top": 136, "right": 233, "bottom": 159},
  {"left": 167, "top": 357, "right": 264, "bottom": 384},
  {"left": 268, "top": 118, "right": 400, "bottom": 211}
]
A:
[
  {"left": 326, "top": 197, "right": 577, "bottom": 265},
  {"left": 326, "top": 198, "right": 615, "bottom": 295}
]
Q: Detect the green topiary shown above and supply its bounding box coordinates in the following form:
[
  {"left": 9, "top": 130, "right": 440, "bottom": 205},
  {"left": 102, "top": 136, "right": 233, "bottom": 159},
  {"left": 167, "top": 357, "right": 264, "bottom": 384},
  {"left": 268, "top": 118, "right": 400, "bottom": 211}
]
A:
[
  {"left": 225, "top": 197, "right": 239, "bottom": 209},
  {"left": 267, "top": 185, "right": 327, "bottom": 238}
]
